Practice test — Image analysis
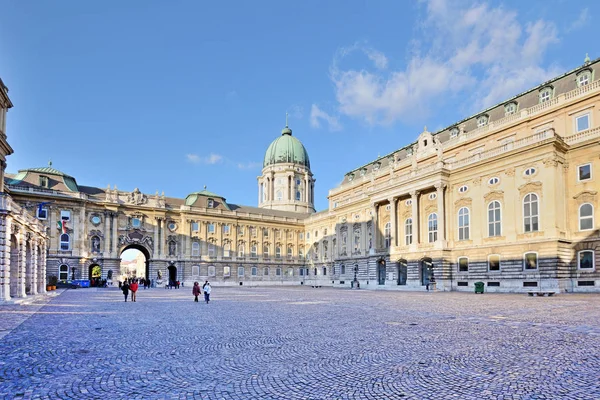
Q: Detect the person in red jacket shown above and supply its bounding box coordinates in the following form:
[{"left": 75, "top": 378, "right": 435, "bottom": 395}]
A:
[
  {"left": 129, "top": 280, "right": 139, "bottom": 302},
  {"left": 192, "top": 282, "right": 201, "bottom": 302}
]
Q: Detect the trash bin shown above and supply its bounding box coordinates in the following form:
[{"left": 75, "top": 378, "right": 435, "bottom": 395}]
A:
[{"left": 474, "top": 281, "right": 484, "bottom": 294}]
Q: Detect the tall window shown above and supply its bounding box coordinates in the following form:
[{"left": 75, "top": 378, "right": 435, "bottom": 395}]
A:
[
  {"left": 238, "top": 266, "right": 245, "bottom": 277},
  {"left": 579, "top": 203, "right": 594, "bottom": 230},
  {"left": 275, "top": 246, "right": 281, "bottom": 258},
  {"left": 384, "top": 222, "right": 391, "bottom": 248},
  {"left": 238, "top": 243, "right": 245, "bottom": 257},
  {"left": 576, "top": 114, "right": 590, "bottom": 132},
  {"left": 207, "top": 199, "right": 214, "bottom": 208},
  {"left": 208, "top": 223, "right": 215, "bottom": 233},
  {"left": 523, "top": 193, "right": 539, "bottom": 232},
  {"left": 353, "top": 228, "right": 361, "bottom": 253},
  {"left": 458, "top": 207, "right": 470, "bottom": 241},
  {"left": 60, "top": 233, "right": 70, "bottom": 251},
  {"left": 523, "top": 252, "right": 538, "bottom": 270},
  {"left": 428, "top": 213, "right": 438, "bottom": 243},
  {"left": 223, "top": 242, "right": 231, "bottom": 257},
  {"left": 458, "top": 257, "right": 469, "bottom": 272},
  {"left": 223, "top": 266, "right": 231, "bottom": 277},
  {"left": 60, "top": 210, "right": 71, "bottom": 221},
  {"left": 578, "top": 250, "right": 595, "bottom": 270},
  {"left": 578, "top": 164, "right": 591, "bottom": 181},
  {"left": 191, "top": 222, "right": 199, "bottom": 232},
  {"left": 488, "top": 201, "right": 502, "bottom": 237},
  {"left": 250, "top": 245, "right": 257, "bottom": 257},
  {"left": 59, "top": 264, "right": 69, "bottom": 281},
  {"left": 488, "top": 255, "right": 500, "bottom": 271},
  {"left": 192, "top": 265, "right": 200, "bottom": 276},
  {"left": 223, "top": 225, "right": 230, "bottom": 234},
  {"left": 405, "top": 218, "right": 412, "bottom": 245},
  {"left": 208, "top": 243, "right": 216, "bottom": 257},
  {"left": 287, "top": 245, "right": 293, "bottom": 257},
  {"left": 276, "top": 190, "right": 282, "bottom": 201},
  {"left": 299, "top": 247, "right": 304, "bottom": 258},
  {"left": 208, "top": 265, "right": 216, "bottom": 277},
  {"left": 251, "top": 267, "right": 257, "bottom": 276},
  {"left": 192, "top": 242, "right": 200, "bottom": 256},
  {"left": 263, "top": 267, "right": 269, "bottom": 276}
]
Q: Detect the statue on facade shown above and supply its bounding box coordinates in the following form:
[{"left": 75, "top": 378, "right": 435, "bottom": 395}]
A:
[
  {"left": 168, "top": 241, "right": 176, "bottom": 256},
  {"left": 91, "top": 236, "right": 101, "bottom": 253},
  {"left": 105, "top": 185, "right": 112, "bottom": 202},
  {"left": 128, "top": 188, "right": 147, "bottom": 205},
  {"left": 107, "top": 270, "right": 113, "bottom": 280},
  {"left": 157, "top": 270, "right": 162, "bottom": 280},
  {"left": 434, "top": 135, "right": 443, "bottom": 161}
]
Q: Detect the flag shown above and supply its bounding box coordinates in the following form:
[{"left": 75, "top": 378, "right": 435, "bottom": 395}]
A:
[{"left": 57, "top": 220, "right": 67, "bottom": 234}]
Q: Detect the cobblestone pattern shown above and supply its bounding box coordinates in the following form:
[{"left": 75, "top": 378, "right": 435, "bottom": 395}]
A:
[{"left": 1, "top": 287, "right": 599, "bottom": 399}]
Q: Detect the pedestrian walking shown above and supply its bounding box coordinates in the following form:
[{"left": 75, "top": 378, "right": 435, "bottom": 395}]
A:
[
  {"left": 122, "top": 281, "right": 130, "bottom": 302},
  {"left": 130, "top": 280, "right": 139, "bottom": 302},
  {"left": 192, "top": 281, "right": 201, "bottom": 302},
  {"left": 203, "top": 281, "right": 211, "bottom": 304}
]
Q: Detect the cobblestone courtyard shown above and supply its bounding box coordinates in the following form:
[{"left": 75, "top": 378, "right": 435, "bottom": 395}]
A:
[{"left": 0, "top": 287, "right": 599, "bottom": 400}]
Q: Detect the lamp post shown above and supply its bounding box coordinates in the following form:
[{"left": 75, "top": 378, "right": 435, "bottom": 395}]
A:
[{"left": 71, "top": 266, "right": 75, "bottom": 281}]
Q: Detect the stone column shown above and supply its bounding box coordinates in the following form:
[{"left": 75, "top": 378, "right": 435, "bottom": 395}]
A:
[
  {"left": 389, "top": 197, "right": 397, "bottom": 247},
  {"left": 111, "top": 212, "right": 118, "bottom": 258},
  {"left": 0, "top": 216, "right": 11, "bottom": 301},
  {"left": 49, "top": 207, "right": 57, "bottom": 252},
  {"left": 40, "top": 240, "right": 47, "bottom": 293},
  {"left": 103, "top": 211, "right": 110, "bottom": 256},
  {"left": 31, "top": 238, "right": 38, "bottom": 295},
  {"left": 435, "top": 183, "right": 446, "bottom": 245},
  {"left": 78, "top": 206, "right": 86, "bottom": 256},
  {"left": 304, "top": 175, "right": 309, "bottom": 203},
  {"left": 410, "top": 191, "right": 420, "bottom": 246},
  {"left": 153, "top": 217, "right": 160, "bottom": 258},
  {"left": 371, "top": 204, "right": 379, "bottom": 250},
  {"left": 17, "top": 231, "right": 26, "bottom": 297}
]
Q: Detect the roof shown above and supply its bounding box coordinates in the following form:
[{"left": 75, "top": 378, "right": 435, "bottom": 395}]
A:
[{"left": 263, "top": 126, "right": 311, "bottom": 168}]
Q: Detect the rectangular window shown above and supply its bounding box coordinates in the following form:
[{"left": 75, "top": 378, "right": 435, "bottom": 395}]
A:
[
  {"left": 208, "top": 243, "right": 215, "bottom": 257},
  {"left": 131, "top": 218, "right": 141, "bottom": 228},
  {"left": 458, "top": 257, "right": 468, "bottom": 272},
  {"left": 488, "top": 255, "right": 500, "bottom": 271},
  {"left": 251, "top": 267, "right": 257, "bottom": 276},
  {"left": 238, "top": 226, "right": 244, "bottom": 235},
  {"left": 524, "top": 252, "right": 538, "bottom": 270},
  {"left": 39, "top": 176, "right": 49, "bottom": 188},
  {"left": 191, "top": 222, "right": 199, "bottom": 232},
  {"left": 223, "top": 225, "right": 230, "bottom": 234},
  {"left": 405, "top": 219, "right": 412, "bottom": 246},
  {"left": 576, "top": 114, "right": 590, "bottom": 132},
  {"left": 60, "top": 210, "right": 71, "bottom": 221},
  {"left": 299, "top": 233, "right": 304, "bottom": 240},
  {"left": 207, "top": 199, "right": 214, "bottom": 208},
  {"left": 323, "top": 267, "right": 327, "bottom": 276},
  {"left": 276, "top": 268, "right": 282, "bottom": 276},
  {"left": 208, "top": 223, "right": 215, "bottom": 233},
  {"left": 37, "top": 207, "right": 48, "bottom": 220},
  {"left": 208, "top": 265, "right": 216, "bottom": 277},
  {"left": 263, "top": 229, "right": 269, "bottom": 238},
  {"left": 192, "top": 242, "right": 200, "bottom": 256},
  {"left": 223, "top": 266, "right": 231, "bottom": 277},
  {"left": 192, "top": 265, "right": 200, "bottom": 276},
  {"left": 299, "top": 268, "right": 304, "bottom": 276},
  {"left": 578, "top": 250, "right": 595, "bottom": 270},
  {"left": 238, "top": 267, "right": 244, "bottom": 277},
  {"left": 578, "top": 164, "right": 591, "bottom": 181}
]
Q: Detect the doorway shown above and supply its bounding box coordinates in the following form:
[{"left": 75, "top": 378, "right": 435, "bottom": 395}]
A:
[
  {"left": 120, "top": 244, "right": 150, "bottom": 281},
  {"left": 377, "top": 259, "right": 386, "bottom": 285},
  {"left": 397, "top": 259, "right": 407, "bottom": 285},
  {"left": 168, "top": 265, "right": 177, "bottom": 286},
  {"left": 89, "top": 264, "right": 102, "bottom": 287},
  {"left": 421, "top": 257, "right": 433, "bottom": 286}
]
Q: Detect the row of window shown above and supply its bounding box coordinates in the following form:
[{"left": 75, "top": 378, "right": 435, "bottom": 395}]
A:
[
  {"left": 457, "top": 250, "right": 595, "bottom": 272},
  {"left": 190, "top": 265, "right": 326, "bottom": 278},
  {"left": 187, "top": 242, "right": 306, "bottom": 258}
]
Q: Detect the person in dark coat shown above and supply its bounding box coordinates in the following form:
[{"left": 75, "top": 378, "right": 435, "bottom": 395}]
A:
[
  {"left": 122, "top": 281, "right": 130, "bottom": 302},
  {"left": 192, "top": 282, "right": 201, "bottom": 302}
]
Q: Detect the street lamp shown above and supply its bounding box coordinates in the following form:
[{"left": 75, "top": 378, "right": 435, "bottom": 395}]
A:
[{"left": 71, "top": 267, "right": 75, "bottom": 281}]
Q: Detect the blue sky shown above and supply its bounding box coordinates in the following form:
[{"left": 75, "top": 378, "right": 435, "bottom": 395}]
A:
[{"left": 1, "top": 0, "right": 598, "bottom": 212}]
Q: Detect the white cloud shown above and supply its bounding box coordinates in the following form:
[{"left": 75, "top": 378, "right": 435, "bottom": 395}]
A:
[
  {"left": 330, "top": 0, "right": 561, "bottom": 125},
  {"left": 185, "top": 153, "right": 223, "bottom": 164},
  {"left": 567, "top": 8, "right": 590, "bottom": 32},
  {"left": 237, "top": 161, "right": 262, "bottom": 170},
  {"left": 310, "top": 104, "right": 342, "bottom": 131},
  {"left": 287, "top": 105, "right": 304, "bottom": 120}
]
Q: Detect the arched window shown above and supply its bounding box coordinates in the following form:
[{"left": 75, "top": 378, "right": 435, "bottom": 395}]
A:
[
  {"left": 250, "top": 245, "right": 257, "bottom": 257},
  {"left": 405, "top": 218, "right": 412, "bottom": 245},
  {"left": 295, "top": 191, "right": 301, "bottom": 200},
  {"left": 458, "top": 207, "right": 470, "bottom": 241},
  {"left": 488, "top": 201, "right": 502, "bottom": 237},
  {"left": 208, "top": 265, "right": 216, "bottom": 276},
  {"left": 223, "top": 242, "right": 231, "bottom": 257},
  {"left": 276, "top": 267, "right": 282, "bottom": 276},
  {"left": 275, "top": 246, "right": 281, "bottom": 258},
  {"left": 579, "top": 203, "right": 594, "bottom": 231},
  {"left": 237, "top": 243, "right": 244, "bottom": 257},
  {"left": 384, "top": 222, "right": 391, "bottom": 248},
  {"left": 251, "top": 267, "right": 258, "bottom": 276},
  {"left": 59, "top": 264, "right": 69, "bottom": 281},
  {"left": 276, "top": 190, "right": 282, "bottom": 201},
  {"left": 299, "top": 247, "right": 304, "bottom": 258},
  {"left": 428, "top": 213, "right": 438, "bottom": 243},
  {"left": 191, "top": 265, "right": 200, "bottom": 276},
  {"left": 523, "top": 193, "right": 539, "bottom": 232},
  {"left": 578, "top": 250, "right": 595, "bottom": 269},
  {"left": 287, "top": 245, "right": 293, "bottom": 257},
  {"left": 192, "top": 242, "right": 200, "bottom": 257},
  {"left": 238, "top": 266, "right": 245, "bottom": 277},
  {"left": 263, "top": 245, "right": 270, "bottom": 257},
  {"left": 60, "top": 234, "right": 70, "bottom": 251},
  {"left": 287, "top": 267, "right": 294, "bottom": 276},
  {"left": 263, "top": 267, "right": 269, "bottom": 276},
  {"left": 341, "top": 264, "right": 346, "bottom": 275},
  {"left": 208, "top": 243, "right": 215, "bottom": 257}
]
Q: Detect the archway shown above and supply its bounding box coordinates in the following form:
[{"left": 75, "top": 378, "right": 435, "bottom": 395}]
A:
[
  {"left": 120, "top": 244, "right": 150, "bottom": 281},
  {"left": 168, "top": 264, "right": 177, "bottom": 286},
  {"left": 421, "top": 257, "right": 433, "bottom": 286},
  {"left": 377, "top": 258, "right": 386, "bottom": 285},
  {"left": 396, "top": 259, "right": 407, "bottom": 286},
  {"left": 9, "top": 234, "right": 19, "bottom": 298},
  {"left": 88, "top": 264, "right": 102, "bottom": 287}
]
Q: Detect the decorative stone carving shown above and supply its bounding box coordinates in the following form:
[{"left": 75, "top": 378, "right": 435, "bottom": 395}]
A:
[
  {"left": 518, "top": 181, "right": 542, "bottom": 196},
  {"left": 128, "top": 188, "right": 148, "bottom": 205},
  {"left": 543, "top": 158, "right": 558, "bottom": 168},
  {"left": 573, "top": 190, "right": 598, "bottom": 203},
  {"left": 118, "top": 232, "right": 153, "bottom": 249},
  {"left": 504, "top": 168, "right": 515, "bottom": 177},
  {"left": 483, "top": 190, "right": 505, "bottom": 202},
  {"left": 88, "top": 229, "right": 104, "bottom": 238},
  {"left": 105, "top": 185, "right": 113, "bottom": 202},
  {"left": 471, "top": 177, "right": 481, "bottom": 185},
  {"left": 454, "top": 198, "right": 472, "bottom": 209}
]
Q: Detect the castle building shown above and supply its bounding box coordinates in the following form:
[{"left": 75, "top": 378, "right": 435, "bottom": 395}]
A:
[{"left": 0, "top": 55, "right": 599, "bottom": 300}]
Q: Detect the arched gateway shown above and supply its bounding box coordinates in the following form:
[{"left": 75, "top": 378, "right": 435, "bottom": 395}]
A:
[{"left": 119, "top": 244, "right": 150, "bottom": 280}]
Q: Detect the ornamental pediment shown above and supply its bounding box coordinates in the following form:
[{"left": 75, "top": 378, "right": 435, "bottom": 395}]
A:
[
  {"left": 573, "top": 190, "right": 598, "bottom": 203},
  {"left": 518, "top": 181, "right": 542, "bottom": 195},
  {"left": 483, "top": 190, "right": 504, "bottom": 202},
  {"left": 454, "top": 198, "right": 472, "bottom": 209}
]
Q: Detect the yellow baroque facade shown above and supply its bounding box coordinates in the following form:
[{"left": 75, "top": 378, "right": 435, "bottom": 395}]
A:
[{"left": 1, "top": 56, "right": 600, "bottom": 299}]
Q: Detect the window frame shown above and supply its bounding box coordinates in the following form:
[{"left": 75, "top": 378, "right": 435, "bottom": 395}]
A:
[
  {"left": 523, "top": 252, "right": 538, "bottom": 271},
  {"left": 207, "top": 198, "right": 214, "bottom": 208},
  {"left": 577, "top": 71, "right": 591, "bottom": 87},
  {"left": 192, "top": 242, "right": 200, "bottom": 257},
  {"left": 208, "top": 243, "right": 216, "bottom": 257},
  {"left": 251, "top": 267, "right": 258, "bottom": 276},
  {"left": 488, "top": 254, "right": 501, "bottom": 272},
  {"left": 263, "top": 244, "right": 269, "bottom": 258},
  {"left": 59, "top": 264, "right": 69, "bottom": 281},
  {"left": 405, "top": 218, "right": 413, "bottom": 246},
  {"left": 384, "top": 222, "right": 391, "bottom": 248},
  {"left": 250, "top": 245, "right": 257, "bottom": 257},
  {"left": 504, "top": 102, "right": 518, "bottom": 116},
  {"left": 539, "top": 87, "right": 552, "bottom": 103},
  {"left": 488, "top": 201, "right": 502, "bottom": 237},
  {"left": 428, "top": 213, "right": 438, "bottom": 243},
  {"left": 577, "top": 163, "right": 592, "bottom": 182},
  {"left": 238, "top": 243, "right": 245, "bottom": 257},
  {"left": 238, "top": 266, "right": 245, "bottom": 277},
  {"left": 579, "top": 203, "right": 594, "bottom": 231},
  {"left": 191, "top": 265, "right": 200, "bottom": 276},
  {"left": 523, "top": 193, "right": 540, "bottom": 233},
  {"left": 575, "top": 113, "right": 590, "bottom": 133},
  {"left": 275, "top": 246, "right": 281, "bottom": 258},
  {"left": 477, "top": 114, "right": 489, "bottom": 128},
  {"left": 191, "top": 222, "right": 199, "bottom": 232},
  {"left": 36, "top": 207, "right": 48, "bottom": 220},
  {"left": 223, "top": 266, "right": 231, "bottom": 277},
  {"left": 39, "top": 175, "right": 49, "bottom": 188},
  {"left": 577, "top": 250, "right": 595, "bottom": 270},
  {"left": 458, "top": 185, "right": 468, "bottom": 193},
  {"left": 457, "top": 207, "right": 470, "bottom": 241},
  {"left": 208, "top": 223, "right": 215, "bottom": 234},
  {"left": 488, "top": 177, "right": 500, "bottom": 185},
  {"left": 60, "top": 233, "right": 70, "bottom": 251},
  {"left": 60, "top": 210, "right": 71, "bottom": 221},
  {"left": 208, "top": 265, "right": 216, "bottom": 277},
  {"left": 458, "top": 256, "right": 469, "bottom": 272}
]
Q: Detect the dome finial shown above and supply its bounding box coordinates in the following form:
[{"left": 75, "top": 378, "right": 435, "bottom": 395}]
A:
[
  {"left": 281, "top": 114, "right": 292, "bottom": 136},
  {"left": 584, "top": 53, "right": 591, "bottom": 64},
  {"left": 48, "top": 159, "right": 52, "bottom": 167},
  {"left": 204, "top": 185, "right": 207, "bottom": 190},
  {"left": 285, "top": 112, "right": 289, "bottom": 128}
]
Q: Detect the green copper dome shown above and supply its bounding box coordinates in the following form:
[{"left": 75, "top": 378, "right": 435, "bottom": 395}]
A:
[{"left": 263, "top": 126, "right": 310, "bottom": 168}]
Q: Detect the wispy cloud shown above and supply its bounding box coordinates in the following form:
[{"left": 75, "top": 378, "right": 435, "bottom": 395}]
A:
[
  {"left": 329, "top": 0, "right": 560, "bottom": 125},
  {"left": 186, "top": 153, "right": 223, "bottom": 164},
  {"left": 310, "top": 104, "right": 342, "bottom": 131},
  {"left": 237, "top": 161, "right": 262, "bottom": 170},
  {"left": 287, "top": 105, "right": 304, "bottom": 120},
  {"left": 567, "top": 8, "right": 590, "bottom": 32}
]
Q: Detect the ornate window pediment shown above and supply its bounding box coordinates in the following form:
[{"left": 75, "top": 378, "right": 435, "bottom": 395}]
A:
[
  {"left": 573, "top": 190, "right": 598, "bottom": 203},
  {"left": 518, "top": 181, "right": 542, "bottom": 196}
]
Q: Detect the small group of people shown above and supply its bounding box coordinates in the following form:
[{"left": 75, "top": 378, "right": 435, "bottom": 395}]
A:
[
  {"left": 192, "top": 280, "right": 211, "bottom": 303},
  {"left": 121, "top": 278, "right": 140, "bottom": 302}
]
